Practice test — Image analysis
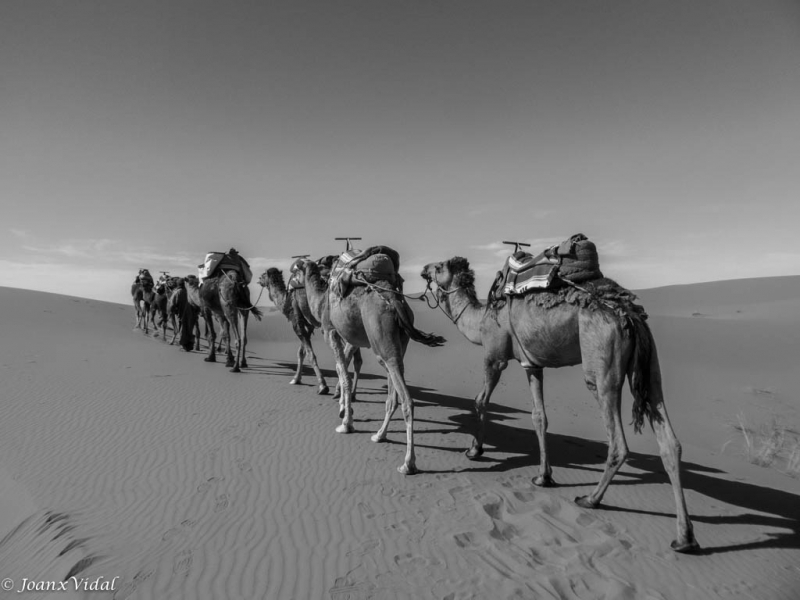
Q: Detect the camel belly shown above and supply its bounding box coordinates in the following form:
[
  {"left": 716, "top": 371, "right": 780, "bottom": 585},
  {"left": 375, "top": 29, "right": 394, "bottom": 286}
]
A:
[{"left": 509, "top": 302, "right": 582, "bottom": 368}]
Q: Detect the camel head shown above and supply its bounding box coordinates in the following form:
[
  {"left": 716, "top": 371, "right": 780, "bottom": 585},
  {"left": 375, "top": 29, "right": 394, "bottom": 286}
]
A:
[
  {"left": 421, "top": 257, "right": 472, "bottom": 292},
  {"left": 261, "top": 268, "right": 286, "bottom": 303}
]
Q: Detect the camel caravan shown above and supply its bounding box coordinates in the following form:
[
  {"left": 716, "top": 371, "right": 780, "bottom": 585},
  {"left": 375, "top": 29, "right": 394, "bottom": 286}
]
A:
[{"left": 130, "top": 235, "right": 699, "bottom": 553}]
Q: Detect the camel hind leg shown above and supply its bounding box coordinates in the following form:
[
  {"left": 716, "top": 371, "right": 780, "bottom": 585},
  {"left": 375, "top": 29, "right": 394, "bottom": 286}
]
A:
[
  {"left": 575, "top": 369, "right": 627, "bottom": 509},
  {"left": 644, "top": 346, "right": 699, "bottom": 552},
  {"left": 328, "top": 330, "right": 355, "bottom": 434},
  {"left": 526, "top": 367, "right": 554, "bottom": 486}
]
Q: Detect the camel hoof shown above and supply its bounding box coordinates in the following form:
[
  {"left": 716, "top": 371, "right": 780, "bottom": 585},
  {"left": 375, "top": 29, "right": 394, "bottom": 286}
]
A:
[
  {"left": 397, "top": 464, "right": 418, "bottom": 476},
  {"left": 230, "top": 366, "right": 241, "bottom": 373},
  {"left": 289, "top": 378, "right": 299, "bottom": 385},
  {"left": 532, "top": 475, "right": 555, "bottom": 487},
  {"left": 204, "top": 356, "right": 216, "bottom": 363},
  {"left": 241, "top": 361, "right": 248, "bottom": 369},
  {"left": 335, "top": 423, "right": 354, "bottom": 434},
  {"left": 371, "top": 433, "right": 387, "bottom": 443},
  {"left": 465, "top": 446, "right": 483, "bottom": 460},
  {"left": 332, "top": 390, "right": 341, "bottom": 400},
  {"left": 318, "top": 385, "right": 329, "bottom": 395},
  {"left": 575, "top": 495, "right": 599, "bottom": 509},
  {"left": 671, "top": 538, "right": 701, "bottom": 554}
]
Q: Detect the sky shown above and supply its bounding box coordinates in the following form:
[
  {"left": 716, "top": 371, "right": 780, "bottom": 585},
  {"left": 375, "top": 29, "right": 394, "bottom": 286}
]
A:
[{"left": 2, "top": 0, "right": 799, "bottom": 304}]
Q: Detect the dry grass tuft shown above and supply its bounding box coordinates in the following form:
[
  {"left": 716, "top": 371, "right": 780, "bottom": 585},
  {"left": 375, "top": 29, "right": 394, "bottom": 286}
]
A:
[{"left": 732, "top": 413, "right": 800, "bottom": 477}]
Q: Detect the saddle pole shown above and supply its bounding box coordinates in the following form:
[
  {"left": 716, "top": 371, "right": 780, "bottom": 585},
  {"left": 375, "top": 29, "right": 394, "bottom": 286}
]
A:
[
  {"left": 502, "top": 240, "right": 531, "bottom": 254},
  {"left": 334, "top": 237, "right": 362, "bottom": 251}
]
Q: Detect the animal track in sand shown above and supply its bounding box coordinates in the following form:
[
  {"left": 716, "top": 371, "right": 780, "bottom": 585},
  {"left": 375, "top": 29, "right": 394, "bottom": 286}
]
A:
[
  {"left": 196, "top": 476, "right": 224, "bottom": 495},
  {"left": 235, "top": 458, "right": 252, "bottom": 473},
  {"left": 393, "top": 553, "right": 442, "bottom": 575},
  {"left": 161, "top": 518, "right": 197, "bottom": 541},
  {"left": 172, "top": 549, "right": 193, "bottom": 575},
  {"left": 346, "top": 539, "right": 380, "bottom": 557},
  {"left": 357, "top": 502, "right": 375, "bottom": 519},
  {"left": 213, "top": 494, "right": 229, "bottom": 512}
]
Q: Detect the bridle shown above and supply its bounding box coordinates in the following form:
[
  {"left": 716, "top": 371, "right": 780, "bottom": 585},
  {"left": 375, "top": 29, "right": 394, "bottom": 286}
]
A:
[{"left": 420, "top": 276, "right": 468, "bottom": 324}]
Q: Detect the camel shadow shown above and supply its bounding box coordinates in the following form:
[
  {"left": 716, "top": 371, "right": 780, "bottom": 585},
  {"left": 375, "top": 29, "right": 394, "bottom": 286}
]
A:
[{"left": 403, "top": 384, "right": 800, "bottom": 555}]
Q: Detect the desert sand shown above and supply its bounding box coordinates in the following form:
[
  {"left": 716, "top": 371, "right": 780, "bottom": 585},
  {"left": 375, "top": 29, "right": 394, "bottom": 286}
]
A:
[{"left": 1, "top": 276, "right": 799, "bottom": 600}]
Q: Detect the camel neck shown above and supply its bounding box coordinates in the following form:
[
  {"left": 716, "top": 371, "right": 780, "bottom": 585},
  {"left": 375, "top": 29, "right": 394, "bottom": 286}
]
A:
[
  {"left": 443, "top": 287, "right": 485, "bottom": 345},
  {"left": 303, "top": 270, "right": 328, "bottom": 322},
  {"left": 267, "top": 280, "right": 287, "bottom": 310}
]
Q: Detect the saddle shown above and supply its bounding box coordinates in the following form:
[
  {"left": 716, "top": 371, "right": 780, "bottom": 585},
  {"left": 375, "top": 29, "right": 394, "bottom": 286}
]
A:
[
  {"left": 287, "top": 257, "right": 307, "bottom": 290},
  {"left": 489, "top": 234, "right": 603, "bottom": 304},
  {"left": 198, "top": 248, "right": 253, "bottom": 284},
  {"left": 329, "top": 246, "right": 401, "bottom": 298},
  {"left": 136, "top": 269, "right": 154, "bottom": 290}
]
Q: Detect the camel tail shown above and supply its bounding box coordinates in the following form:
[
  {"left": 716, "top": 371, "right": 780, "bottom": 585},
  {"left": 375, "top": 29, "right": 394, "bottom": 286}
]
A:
[
  {"left": 391, "top": 296, "right": 446, "bottom": 348},
  {"left": 249, "top": 305, "right": 263, "bottom": 321},
  {"left": 627, "top": 312, "right": 656, "bottom": 434}
]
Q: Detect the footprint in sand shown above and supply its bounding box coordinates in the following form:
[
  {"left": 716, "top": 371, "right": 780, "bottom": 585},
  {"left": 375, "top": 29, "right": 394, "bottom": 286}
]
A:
[
  {"left": 346, "top": 539, "right": 380, "bottom": 557},
  {"left": 172, "top": 549, "right": 193, "bottom": 575},
  {"left": 453, "top": 532, "right": 480, "bottom": 548},
  {"left": 214, "top": 493, "right": 229, "bottom": 512},
  {"left": 196, "top": 476, "right": 224, "bottom": 495},
  {"left": 393, "top": 553, "right": 441, "bottom": 575},
  {"left": 161, "top": 519, "right": 196, "bottom": 541},
  {"left": 235, "top": 458, "right": 253, "bottom": 473},
  {"left": 113, "top": 570, "right": 154, "bottom": 600},
  {"left": 357, "top": 502, "right": 375, "bottom": 519}
]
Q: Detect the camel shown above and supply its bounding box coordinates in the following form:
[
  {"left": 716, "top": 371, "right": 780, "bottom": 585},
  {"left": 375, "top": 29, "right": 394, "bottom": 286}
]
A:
[
  {"left": 301, "top": 254, "right": 445, "bottom": 475},
  {"left": 290, "top": 256, "right": 363, "bottom": 403},
  {"left": 258, "top": 268, "right": 329, "bottom": 394},
  {"left": 148, "top": 277, "right": 174, "bottom": 340},
  {"left": 421, "top": 257, "right": 698, "bottom": 552},
  {"left": 181, "top": 255, "right": 263, "bottom": 372},
  {"left": 130, "top": 269, "right": 156, "bottom": 334}
]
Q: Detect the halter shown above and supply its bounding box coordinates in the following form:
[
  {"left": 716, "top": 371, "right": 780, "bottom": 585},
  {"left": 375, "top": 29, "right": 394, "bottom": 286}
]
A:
[{"left": 417, "top": 276, "right": 469, "bottom": 325}]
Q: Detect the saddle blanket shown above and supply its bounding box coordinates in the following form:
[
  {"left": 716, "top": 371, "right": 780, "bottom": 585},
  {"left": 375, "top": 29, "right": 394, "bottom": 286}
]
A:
[
  {"left": 198, "top": 250, "right": 253, "bottom": 284},
  {"left": 491, "top": 234, "right": 603, "bottom": 300}
]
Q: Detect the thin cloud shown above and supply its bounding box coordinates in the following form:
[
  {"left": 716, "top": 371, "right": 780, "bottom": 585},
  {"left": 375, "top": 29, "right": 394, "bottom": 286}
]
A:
[{"left": 10, "top": 228, "right": 30, "bottom": 239}]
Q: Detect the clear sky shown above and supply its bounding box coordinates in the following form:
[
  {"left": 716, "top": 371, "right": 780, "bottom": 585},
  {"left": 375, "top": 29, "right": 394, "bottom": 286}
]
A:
[{"left": 2, "top": 0, "right": 799, "bottom": 304}]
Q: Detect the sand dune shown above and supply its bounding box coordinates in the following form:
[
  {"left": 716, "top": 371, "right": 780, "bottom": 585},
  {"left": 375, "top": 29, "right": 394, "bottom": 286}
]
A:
[{"left": 1, "top": 280, "right": 799, "bottom": 599}]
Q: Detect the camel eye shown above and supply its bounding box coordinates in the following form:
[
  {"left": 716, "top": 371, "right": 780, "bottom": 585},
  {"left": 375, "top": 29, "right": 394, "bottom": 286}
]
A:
[{"left": 435, "top": 264, "right": 442, "bottom": 272}]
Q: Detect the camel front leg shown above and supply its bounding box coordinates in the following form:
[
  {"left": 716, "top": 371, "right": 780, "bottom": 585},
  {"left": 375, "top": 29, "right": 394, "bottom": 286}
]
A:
[
  {"left": 238, "top": 311, "right": 249, "bottom": 369},
  {"left": 526, "top": 367, "right": 554, "bottom": 486},
  {"left": 290, "top": 343, "right": 306, "bottom": 384},
  {"left": 169, "top": 314, "right": 179, "bottom": 345},
  {"left": 223, "top": 320, "right": 236, "bottom": 369},
  {"left": 204, "top": 311, "right": 217, "bottom": 363},
  {"left": 304, "top": 337, "right": 329, "bottom": 395},
  {"left": 467, "top": 359, "right": 506, "bottom": 459},
  {"left": 575, "top": 374, "right": 628, "bottom": 509}
]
